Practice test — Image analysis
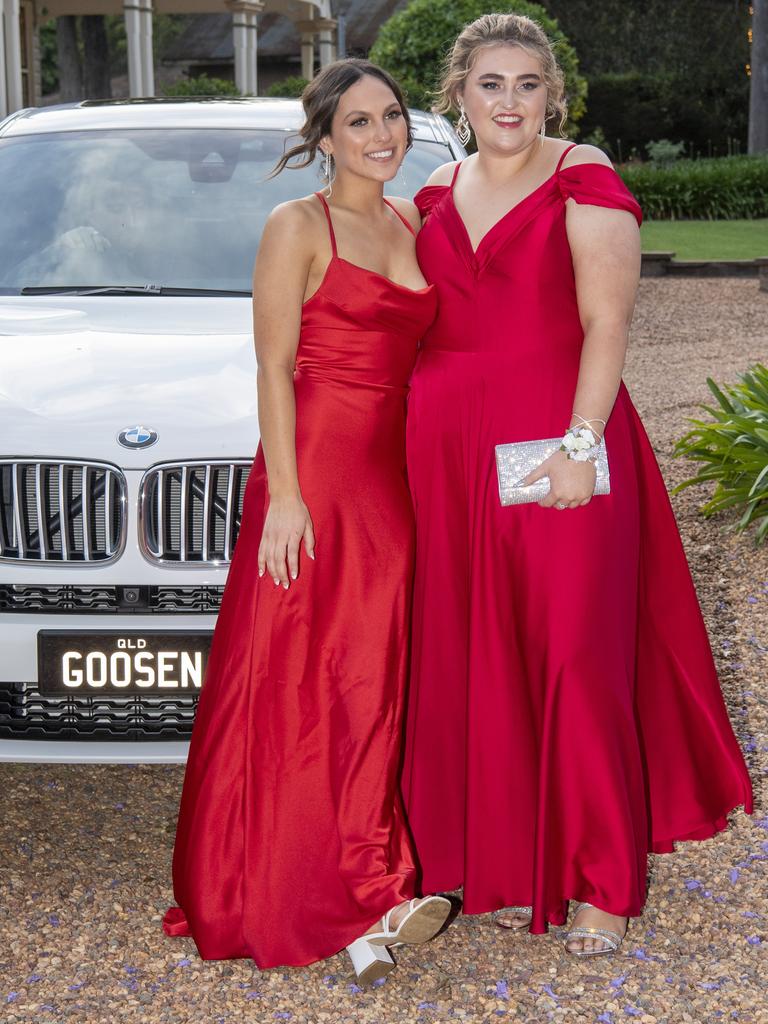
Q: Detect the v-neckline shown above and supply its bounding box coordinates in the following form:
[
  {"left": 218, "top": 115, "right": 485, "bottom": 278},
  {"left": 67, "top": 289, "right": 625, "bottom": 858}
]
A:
[{"left": 449, "top": 162, "right": 560, "bottom": 258}]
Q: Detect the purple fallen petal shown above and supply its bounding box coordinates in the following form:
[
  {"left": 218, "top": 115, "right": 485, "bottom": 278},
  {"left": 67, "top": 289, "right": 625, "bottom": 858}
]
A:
[
  {"left": 496, "top": 980, "right": 509, "bottom": 999},
  {"left": 684, "top": 879, "right": 702, "bottom": 890},
  {"left": 729, "top": 869, "right": 740, "bottom": 883},
  {"left": 7, "top": 993, "right": 19, "bottom": 1003},
  {"left": 371, "top": 977, "right": 387, "bottom": 987},
  {"left": 746, "top": 936, "right": 762, "bottom": 945},
  {"left": 542, "top": 984, "right": 559, "bottom": 1000}
]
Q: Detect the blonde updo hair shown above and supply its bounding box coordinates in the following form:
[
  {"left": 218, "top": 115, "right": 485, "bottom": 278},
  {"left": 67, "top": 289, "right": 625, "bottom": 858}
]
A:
[{"left": 435, "top": 13, "right": 567, "bottom": 134}]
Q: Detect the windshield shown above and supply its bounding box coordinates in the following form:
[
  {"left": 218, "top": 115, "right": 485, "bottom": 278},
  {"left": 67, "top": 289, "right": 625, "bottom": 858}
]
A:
[{"left": 0, "top": 128, "right": 453, "bottom": 295}]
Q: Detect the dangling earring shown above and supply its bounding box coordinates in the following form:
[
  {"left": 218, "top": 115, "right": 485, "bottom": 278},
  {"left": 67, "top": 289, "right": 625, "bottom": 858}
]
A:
[
  {"left": 323, "top": 150, "right": 335, "bottom": 196},
  {"left": 539, "top": 119, "right": 547, "bottom": 147},
  {"left": 455, "top": 102, "right": 472, "bottom": 147}
]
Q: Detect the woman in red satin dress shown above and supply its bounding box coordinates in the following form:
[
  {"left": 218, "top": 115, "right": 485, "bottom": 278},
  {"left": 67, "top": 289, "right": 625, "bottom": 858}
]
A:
[
  {"left": 403, "top": 14, "right": 753, "bottom": 956},
  {"left": 163, "top": 60, "right": 450, "bottom": 981}
]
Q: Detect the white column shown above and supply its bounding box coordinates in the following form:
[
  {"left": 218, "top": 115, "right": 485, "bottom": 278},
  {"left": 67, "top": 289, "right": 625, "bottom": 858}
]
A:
[
  {"left": 30, "top": 6, "right": 42, "bottom": 107},
  {"left": 139, "top": 0, "right": 154, "bottom": 97},
  {"left": 246, "top": 8, "right": 258, "bottom": 95},
  {"left": 317, "top": 28, "right": 333, "bottom": 69},
  {"left": 228, "top": 2, "right": 263, "bottom": 96},
  {"left": 124, "top": 1, "right": 142, "bottom": 97},
  {"left": 0, "top": 2, "right": 8, "bottom": 119},
  {"left": 3, "top": 0, "right": 24, "bottom": 113},
  {"left": 301, "top": 32, "right": 315, "bottom": 81}
]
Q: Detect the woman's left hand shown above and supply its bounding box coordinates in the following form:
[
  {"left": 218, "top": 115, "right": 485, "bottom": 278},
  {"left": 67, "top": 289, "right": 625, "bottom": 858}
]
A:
[{"left": 522, "top": 450, "right": 596, "bottom": 509}]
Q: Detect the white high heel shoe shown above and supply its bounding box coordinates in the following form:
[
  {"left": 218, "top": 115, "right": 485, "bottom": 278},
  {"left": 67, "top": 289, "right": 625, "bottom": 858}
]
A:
[
  {"left": 365, "top": 895, "right": 452, "bottom": 948},
  {"left": 345, "top": 895, "right": 452, "bottom": 984},
  {"left": 345, "top": 935, "right": 396, "bottom": 985}
]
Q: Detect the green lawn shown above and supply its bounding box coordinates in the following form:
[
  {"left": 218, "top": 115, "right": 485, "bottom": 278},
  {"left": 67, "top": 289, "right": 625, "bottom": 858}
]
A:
[{"left": 640, "top": 219, "right": 768, "bottom": 260}]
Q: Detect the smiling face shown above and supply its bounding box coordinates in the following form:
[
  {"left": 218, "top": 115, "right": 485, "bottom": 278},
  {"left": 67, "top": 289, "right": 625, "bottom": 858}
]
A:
[
  {"left": 320, "top": 74, "right": 409, "bottom": 184},
  {"left": 459, "top": 44, "right": 548, "bottom": 156}
]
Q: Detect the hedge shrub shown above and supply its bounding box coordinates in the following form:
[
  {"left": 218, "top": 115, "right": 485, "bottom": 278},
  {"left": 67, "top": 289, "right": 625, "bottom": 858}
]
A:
[
  {"left": 618, "top": 157, "right": 768, "bottom": 221},
  {"left": 266, "top": 76, "right": 309, "bottom": 99},
  {"left": 163, "top": 74, "right": 240, "bottom": 97}
]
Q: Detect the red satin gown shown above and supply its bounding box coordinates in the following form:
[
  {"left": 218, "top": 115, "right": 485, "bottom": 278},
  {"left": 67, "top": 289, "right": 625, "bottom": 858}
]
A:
[
  {"left": 402, "top": 146, "right": 753, "bottom": 934},
  {"left": 163, "top": 193, "right": 437, "bottom": 968}
]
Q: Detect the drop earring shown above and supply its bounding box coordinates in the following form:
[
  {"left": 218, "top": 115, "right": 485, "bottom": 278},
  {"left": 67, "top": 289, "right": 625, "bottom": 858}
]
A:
[
  {"left": 455, "top": 102, "right": 472, "bottom": 147},
  {"left": 539, "top": 120, "right": 547, "bottom": 146},
  {"left": 323, "top": 150, "right": 335, "bottom": 196}
]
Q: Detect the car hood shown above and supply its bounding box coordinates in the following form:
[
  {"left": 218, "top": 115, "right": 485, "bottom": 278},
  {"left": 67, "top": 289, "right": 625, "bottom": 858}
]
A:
[{"left": 0, "top": 296, "right": 259, "bottom": 467}]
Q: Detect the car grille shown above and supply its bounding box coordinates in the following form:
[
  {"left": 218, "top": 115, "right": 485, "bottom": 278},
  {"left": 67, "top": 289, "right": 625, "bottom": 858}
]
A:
[
  {"left": 0, "top": 585, "right": 225, "bottom": 613},
  {"left": 0, "top": 460, "right": 126, "bottom": 564},
  {"left": 0, "top": 680, "right": 196, "bottom": 740},
  {"left": 139, "top": 461, "right": 251, "bottom": 565}
]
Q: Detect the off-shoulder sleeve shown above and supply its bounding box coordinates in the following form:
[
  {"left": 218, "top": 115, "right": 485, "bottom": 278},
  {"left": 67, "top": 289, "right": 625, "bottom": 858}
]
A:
[
  {"left": 414, "top": 184, "right": 448, "bottom": 220},
  {"left": 558, "top": 164, "right": 642, "bottom": 226}
]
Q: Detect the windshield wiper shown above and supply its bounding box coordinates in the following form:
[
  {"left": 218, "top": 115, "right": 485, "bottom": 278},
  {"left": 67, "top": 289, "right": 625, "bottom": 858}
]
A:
[
  {"left": 21, "top": 285, "right": 251, "bottom": 297},
  {"left": 22, "top": 284, "right": 163, "bottom": 296}
]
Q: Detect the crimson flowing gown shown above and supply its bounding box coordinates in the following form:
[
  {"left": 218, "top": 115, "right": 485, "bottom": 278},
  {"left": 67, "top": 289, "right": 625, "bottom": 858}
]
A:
[
  {"left": 402, "top": 146, "right": 753, "bottom": 934},
  {"left": 163, "top": 194, "right": 437, "bottom": 968}
]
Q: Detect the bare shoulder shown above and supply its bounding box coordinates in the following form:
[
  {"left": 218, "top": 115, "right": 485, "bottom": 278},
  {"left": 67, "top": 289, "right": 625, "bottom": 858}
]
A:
[
  {"left": 261, "top": 195, "right": 324, "bottom": 249},
  {"left": 385, "top": 195, "right": 422, "bottom": 233},
  {"left": 559, "top": 144, "right": 614, "bottom": 171},
  {"left": 424, "top": 161, "right": 459, "bottom": 188}
]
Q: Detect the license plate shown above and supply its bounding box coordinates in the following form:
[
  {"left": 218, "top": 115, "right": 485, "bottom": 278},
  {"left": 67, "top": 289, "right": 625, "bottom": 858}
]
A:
[{"left": 37, "top": 631, "right": 213, "bottom": 697}]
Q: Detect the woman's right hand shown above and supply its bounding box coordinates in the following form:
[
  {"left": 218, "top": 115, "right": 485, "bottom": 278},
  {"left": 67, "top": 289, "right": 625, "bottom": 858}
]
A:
[{"left": 257, "top": 494, "right": 315, "bottom": 589}]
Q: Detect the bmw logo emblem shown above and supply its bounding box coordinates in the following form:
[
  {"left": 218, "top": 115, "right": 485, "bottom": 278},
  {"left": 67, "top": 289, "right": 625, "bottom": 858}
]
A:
[{"left": 118, "top": 425, "right": 158, "bottom": 449}]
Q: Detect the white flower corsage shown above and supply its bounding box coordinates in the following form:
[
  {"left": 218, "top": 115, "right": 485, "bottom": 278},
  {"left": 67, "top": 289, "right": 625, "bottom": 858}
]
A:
[{"left": 560, "top": 427, "right": 599, "bottom": 463}]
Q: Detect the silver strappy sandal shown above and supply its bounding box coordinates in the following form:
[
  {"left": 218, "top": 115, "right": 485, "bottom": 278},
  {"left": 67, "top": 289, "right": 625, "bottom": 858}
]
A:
[
  {"left": 492, "top": 905, "right": 533, "bottom": 930},
  {"left": 563, "top": 901, "right": 626, "bottom": 956}
]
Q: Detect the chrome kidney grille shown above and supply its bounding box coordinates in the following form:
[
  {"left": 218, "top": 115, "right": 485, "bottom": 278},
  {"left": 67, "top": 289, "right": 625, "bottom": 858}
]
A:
[
  {"left": 139, "top": 461, "right": 251, "bottom": 565},
  {"left": 0, "top": 460, "right": 126, "bottom": 563}
]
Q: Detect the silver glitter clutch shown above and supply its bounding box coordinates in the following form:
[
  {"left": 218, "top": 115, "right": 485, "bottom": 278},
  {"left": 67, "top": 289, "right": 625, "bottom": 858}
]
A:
[{"left": 495, "top": 436, "right": 610, "bottom": 506}]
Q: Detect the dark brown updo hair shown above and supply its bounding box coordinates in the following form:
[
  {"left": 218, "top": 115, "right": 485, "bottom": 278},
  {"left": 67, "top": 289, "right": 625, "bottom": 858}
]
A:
[{"left": 271, "top": 58, "right": 413, "bottom": 181}]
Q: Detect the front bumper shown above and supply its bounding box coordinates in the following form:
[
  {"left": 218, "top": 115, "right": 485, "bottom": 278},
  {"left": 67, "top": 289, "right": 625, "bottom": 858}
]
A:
[{"left": 0, "top": 736, "right": 189, "bottom": 763}]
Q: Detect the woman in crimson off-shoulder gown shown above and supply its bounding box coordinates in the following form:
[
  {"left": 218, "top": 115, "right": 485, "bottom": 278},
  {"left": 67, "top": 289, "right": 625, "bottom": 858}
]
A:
[{"left": 403, "top": 17, "right": 753, "bottom": 956}]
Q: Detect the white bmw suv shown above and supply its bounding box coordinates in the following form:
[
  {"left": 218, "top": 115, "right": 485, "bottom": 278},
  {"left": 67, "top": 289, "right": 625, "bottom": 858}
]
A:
[{"left": 0, "top": 97, "right": 464, "bottom": 763}]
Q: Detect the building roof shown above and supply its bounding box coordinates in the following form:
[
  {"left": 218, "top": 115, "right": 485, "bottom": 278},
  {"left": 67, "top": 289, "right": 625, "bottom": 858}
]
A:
[{"left": 162, "top": 0, "right": 409, "bottom": 63}]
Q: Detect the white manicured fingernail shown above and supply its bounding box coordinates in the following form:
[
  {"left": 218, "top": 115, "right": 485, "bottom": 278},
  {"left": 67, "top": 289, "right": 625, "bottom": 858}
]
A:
[
  {"left": 283, "top": 582, "right": 289, "bottom": 590},
  {"left": 291, "top": 572, "right": 297, "bottom": 579},
  {"left": 309, "top": 552, "right": 315, "bottom": 560},
  {"left": 273, "top": 578, "right": 279, "bottom": 586},
  {"left": 258, "top": 569, "right": 264, "bottom": 577}
]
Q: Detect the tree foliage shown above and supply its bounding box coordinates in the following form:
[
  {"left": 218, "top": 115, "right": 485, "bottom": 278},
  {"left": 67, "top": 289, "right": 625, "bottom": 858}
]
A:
[
  {"left": 370, "top": 0, "right": 586, "bottom": 132},
  {"left": 543, "top": 0, "right": 750, "bottom": 155}
]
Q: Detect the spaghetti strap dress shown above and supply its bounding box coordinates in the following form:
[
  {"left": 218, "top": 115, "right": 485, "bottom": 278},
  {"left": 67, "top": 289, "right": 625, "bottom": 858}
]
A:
[
  {"left": 163, "top": 193, "right": 437, "bottom": 967},
  {"left": 402, "top": 147, "right": 753, "bottom": 933}
]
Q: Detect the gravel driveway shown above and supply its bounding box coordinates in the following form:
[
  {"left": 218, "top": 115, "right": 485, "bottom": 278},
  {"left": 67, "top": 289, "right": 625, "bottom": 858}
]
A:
[{"left": 2, "top": 279, "right": 767, "bottom": 1024}]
